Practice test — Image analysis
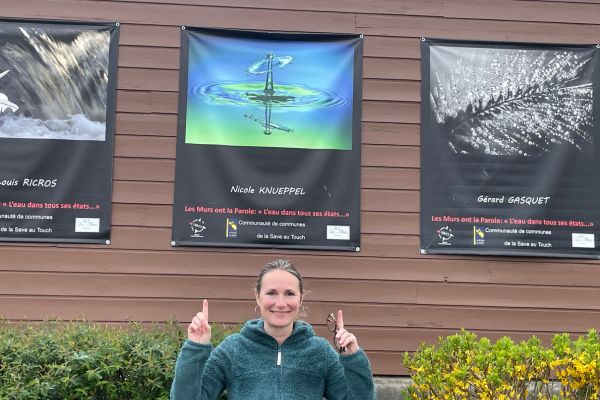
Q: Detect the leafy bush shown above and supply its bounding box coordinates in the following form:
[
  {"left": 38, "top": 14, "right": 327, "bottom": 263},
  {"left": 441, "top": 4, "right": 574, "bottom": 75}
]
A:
[
  {"left": 552, "top": 330, "right": 600, "bottom": 399},
  {"left": 404, "top": 329, "right": 600, "bottom": 400},
  {"left": 0, "top": 318, "right": 239, "bottom": 399}
]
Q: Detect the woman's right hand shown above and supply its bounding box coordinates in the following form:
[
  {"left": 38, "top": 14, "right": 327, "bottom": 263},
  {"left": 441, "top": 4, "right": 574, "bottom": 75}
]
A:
[{"left": 187, "top": 299, "right": 212, "bottom": 344}]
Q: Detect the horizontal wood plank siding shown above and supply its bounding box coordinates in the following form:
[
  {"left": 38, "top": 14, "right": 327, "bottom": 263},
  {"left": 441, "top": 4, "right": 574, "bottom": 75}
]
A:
[{"left": 1, "top": 0, "right": 599, "bottom": 376}]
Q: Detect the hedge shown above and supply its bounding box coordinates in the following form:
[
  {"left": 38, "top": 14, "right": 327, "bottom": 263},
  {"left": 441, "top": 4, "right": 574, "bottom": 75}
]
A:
[
  {"left": 0, "top": 318, "right": 238, "bottom": 399},
  {"left": 404, "top": 329, "right": 600, "bottom": 400}
]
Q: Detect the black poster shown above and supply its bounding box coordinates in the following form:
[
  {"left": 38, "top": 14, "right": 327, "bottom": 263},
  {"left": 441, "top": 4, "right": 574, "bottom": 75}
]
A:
[
  {"left": 421, "top": 38, "right": 600, "bottom": 258},
  {"left": 172, "top": 27, "right": 363, "bottom": 250},
  {"left": 0, "top": 19, "right": 119, "bottom": 243}
]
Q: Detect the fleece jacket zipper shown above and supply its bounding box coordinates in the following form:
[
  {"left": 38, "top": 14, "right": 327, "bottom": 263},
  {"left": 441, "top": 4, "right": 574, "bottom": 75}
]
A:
[{"left": 277, "top": 345, "right": 282, "bottom": 400}]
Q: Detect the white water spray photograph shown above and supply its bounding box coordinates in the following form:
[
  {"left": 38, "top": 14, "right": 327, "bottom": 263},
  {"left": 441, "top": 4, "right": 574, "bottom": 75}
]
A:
[{"left": 0, "top": 25, "right": 110, "bottom": 141}]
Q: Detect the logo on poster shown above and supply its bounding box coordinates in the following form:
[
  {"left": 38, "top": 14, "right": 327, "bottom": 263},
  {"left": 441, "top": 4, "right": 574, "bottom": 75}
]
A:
[
  {"left": 437, "top": 225, "right": 453, "bottom": 245},
  {"left": 226, "top": 218, "right": 238, "bottom": 238},
  {"left": 190, "top": 218, "right": 207, "bottom": 237},
  {"left": 473, "top": 226, "right": 485, "bottom": 245}
]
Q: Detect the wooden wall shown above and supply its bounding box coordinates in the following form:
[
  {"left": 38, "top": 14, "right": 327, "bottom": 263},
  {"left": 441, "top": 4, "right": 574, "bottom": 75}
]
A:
[{"left": 2, "top": 0, "right": 600, "bottom": 375}]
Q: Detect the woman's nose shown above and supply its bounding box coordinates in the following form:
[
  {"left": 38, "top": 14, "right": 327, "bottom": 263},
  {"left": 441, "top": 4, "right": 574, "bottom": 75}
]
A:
[{"left": 274, "top": 296, "right": 287, "bottom": 306}]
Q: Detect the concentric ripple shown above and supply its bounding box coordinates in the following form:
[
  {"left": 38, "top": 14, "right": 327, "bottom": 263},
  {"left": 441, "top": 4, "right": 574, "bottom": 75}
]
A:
[{"left": 190, "top": 82, "right": 349, "bottom": 109}]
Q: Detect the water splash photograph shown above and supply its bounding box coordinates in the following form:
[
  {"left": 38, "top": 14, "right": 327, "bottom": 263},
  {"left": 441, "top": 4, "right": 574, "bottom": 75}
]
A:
[
  {"left": 183, "top": 29, "right": 359, "bottom": 150},
  {"left": 0, "top": 23, "right": 111, "bottom": 141}
]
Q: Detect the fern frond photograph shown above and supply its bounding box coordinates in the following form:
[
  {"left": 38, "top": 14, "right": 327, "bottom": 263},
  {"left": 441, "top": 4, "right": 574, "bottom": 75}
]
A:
[{"left": 429, "top": 45, "right": 595, "bottom": 157}]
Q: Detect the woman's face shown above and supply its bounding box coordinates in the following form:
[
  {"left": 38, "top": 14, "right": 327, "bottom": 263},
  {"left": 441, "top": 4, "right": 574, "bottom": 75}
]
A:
[{"left": 256, "top": 269, "right": 302, "bottom": 331}]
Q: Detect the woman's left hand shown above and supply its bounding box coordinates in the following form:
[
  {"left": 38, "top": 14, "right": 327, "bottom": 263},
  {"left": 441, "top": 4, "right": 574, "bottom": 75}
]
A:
[{"left": 335, "top": 309, "right": 360, "bottom": 355}]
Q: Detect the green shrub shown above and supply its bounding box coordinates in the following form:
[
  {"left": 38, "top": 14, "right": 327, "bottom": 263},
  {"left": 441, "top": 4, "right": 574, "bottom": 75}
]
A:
[
  {"left": 0, "top": 318, "right": 239, "bottom": 399},
  {"left": 551, "top": 330, "right": 600, "bottom": 399},
  {"left": 404, "top": 329, "right": 600, "bottom": 400}
]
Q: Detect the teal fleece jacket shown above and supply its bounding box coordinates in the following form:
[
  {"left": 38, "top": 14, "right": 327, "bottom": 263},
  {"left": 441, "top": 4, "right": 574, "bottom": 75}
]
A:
[{"left": 170, "top": 319, "right": 374, "bottom": 400}]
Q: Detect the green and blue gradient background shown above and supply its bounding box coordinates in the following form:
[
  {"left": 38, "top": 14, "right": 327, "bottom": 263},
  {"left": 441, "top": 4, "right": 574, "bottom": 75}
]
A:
[{"left": 185, "top": 31, "right": 356, "bottom": 150}]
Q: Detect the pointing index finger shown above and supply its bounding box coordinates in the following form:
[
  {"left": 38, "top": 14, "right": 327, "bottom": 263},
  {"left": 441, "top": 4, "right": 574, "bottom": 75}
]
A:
[
  {"left": 337, "top": 309, "right": 344, "bottom": 330},
  {"left": 203, "top": 299, "right": 209, "bottom": 321}
]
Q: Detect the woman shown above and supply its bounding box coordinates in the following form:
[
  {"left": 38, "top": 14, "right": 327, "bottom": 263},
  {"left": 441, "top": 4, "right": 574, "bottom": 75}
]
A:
[{"left": 170, "top": 259, "right": 375, "bottom": 399}]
